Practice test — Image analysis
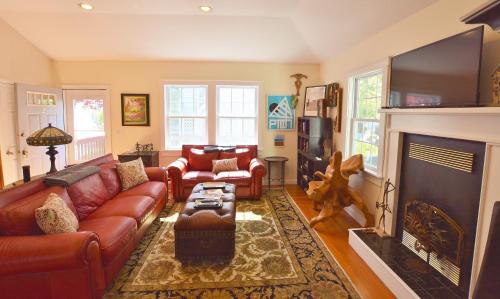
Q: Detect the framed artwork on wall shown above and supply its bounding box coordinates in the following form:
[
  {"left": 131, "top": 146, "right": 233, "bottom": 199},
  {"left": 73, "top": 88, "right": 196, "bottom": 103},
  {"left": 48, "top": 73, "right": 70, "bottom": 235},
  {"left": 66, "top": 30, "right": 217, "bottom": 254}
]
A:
[
  {"left": 267, "top": 95, "right": 295, "bottom": 130},
  {"left": 303, "top": 85, "right": 326, "bottom": 117},
  {"left": 121, "top": 94, "right": 150, "bottom": 126}
]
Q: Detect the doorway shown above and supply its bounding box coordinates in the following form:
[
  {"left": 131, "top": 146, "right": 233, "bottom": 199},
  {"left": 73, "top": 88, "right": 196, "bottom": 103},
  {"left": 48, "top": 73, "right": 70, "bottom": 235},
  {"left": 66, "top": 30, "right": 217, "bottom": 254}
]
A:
[{"left": 64, "top": 88, "right": 111, "bottom": 164}]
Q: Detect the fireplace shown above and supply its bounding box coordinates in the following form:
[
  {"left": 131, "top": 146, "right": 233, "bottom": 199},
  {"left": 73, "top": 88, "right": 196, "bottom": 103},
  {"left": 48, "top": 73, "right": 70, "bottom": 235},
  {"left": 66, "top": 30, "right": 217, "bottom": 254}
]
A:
[
  {"left": 396, "top": 133, "right": 485, "bottom": 295},
  {"left": 402, "top": 200, "right": 464, "bottom": 285},
  {"left": 348, "top": 107, "right": 500, "bottom": 299}
]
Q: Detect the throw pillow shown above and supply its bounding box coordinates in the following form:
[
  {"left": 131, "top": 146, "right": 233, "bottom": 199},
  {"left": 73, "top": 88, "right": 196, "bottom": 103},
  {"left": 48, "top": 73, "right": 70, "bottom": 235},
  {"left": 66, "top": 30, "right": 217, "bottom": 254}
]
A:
[
  {"left": 35, "top": 193, "right": 79, "bottom": 234},
  {"left": 220, "top": 148, "right": 254, "bottom": 170},
  {"left": 188, "top": 149, "right": 219, "bottom": 171},
  {"left": 212, "top": 158, "right": 239, "bottom": 174},
  {"left": 116, "top": 158, "right": 149, "bottom": 191}
]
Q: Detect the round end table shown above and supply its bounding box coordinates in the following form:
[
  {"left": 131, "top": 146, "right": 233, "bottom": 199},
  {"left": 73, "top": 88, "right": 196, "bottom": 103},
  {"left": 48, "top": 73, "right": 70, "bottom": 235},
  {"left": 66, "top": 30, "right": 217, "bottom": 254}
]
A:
[{"left": 264, "top": 156, "right": 289, "bottom": 191}]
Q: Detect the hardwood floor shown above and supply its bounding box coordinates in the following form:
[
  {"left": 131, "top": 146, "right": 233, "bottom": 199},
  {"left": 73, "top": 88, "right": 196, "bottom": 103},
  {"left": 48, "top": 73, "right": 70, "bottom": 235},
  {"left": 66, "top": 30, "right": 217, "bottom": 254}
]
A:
[{"left": 286, "top": 184, "right": 395, "bottom": 299}]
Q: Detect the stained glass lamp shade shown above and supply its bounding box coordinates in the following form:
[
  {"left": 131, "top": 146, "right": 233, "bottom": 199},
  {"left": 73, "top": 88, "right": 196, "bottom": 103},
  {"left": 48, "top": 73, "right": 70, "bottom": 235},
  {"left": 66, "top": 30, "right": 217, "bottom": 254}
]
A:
[{"left": 26, "top": 123, "right": 73, "bottom": 174}]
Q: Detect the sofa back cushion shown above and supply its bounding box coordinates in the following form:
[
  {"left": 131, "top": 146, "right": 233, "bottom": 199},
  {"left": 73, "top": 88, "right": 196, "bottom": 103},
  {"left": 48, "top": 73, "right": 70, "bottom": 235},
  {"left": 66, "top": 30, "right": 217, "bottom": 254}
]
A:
[
  {"left": 0, "top": 186, "right": 76, "bottom": 236},
  {"left": 188, "top": 149, "right": 219, "bottom": 171},
  {"left": 67, "top": 173, "right": 111, "bottom": 220},
  {"left": 220, "top": 148, "right": 254, "bottom": 170},
  {"left": 99, "top": 162, "right": 121, "bottom": 198}
]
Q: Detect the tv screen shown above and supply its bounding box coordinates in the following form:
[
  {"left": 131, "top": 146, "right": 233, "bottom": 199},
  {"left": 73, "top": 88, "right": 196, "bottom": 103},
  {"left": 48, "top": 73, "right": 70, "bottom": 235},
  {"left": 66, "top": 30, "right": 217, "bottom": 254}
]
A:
[{"left": 389, "top": 26, "right": 484, "bottom": 108}]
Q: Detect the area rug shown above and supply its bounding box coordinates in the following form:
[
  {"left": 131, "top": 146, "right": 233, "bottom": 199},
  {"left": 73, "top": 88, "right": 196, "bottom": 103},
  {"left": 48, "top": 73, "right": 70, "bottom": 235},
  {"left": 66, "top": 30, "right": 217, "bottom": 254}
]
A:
[{"left": 105, "top": 190, "right": 360, "bottom": 298}]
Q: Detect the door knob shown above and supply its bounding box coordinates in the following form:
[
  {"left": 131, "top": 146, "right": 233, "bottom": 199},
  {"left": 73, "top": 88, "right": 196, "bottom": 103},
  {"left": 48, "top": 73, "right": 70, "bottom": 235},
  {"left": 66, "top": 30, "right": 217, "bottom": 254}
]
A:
[
  {"left": 22, "top": 150, "right": 28, "bottom": 156},
  {"left": 5, "top": 149, "right": 14, "bottom": 155}
]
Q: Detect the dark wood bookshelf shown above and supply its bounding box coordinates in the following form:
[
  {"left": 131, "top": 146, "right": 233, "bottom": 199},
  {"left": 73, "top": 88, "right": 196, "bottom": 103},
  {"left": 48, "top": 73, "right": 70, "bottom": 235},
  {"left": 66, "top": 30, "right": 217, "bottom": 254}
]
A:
[{"left": 297, "top": 117, "right": 333, "bottom": 190}]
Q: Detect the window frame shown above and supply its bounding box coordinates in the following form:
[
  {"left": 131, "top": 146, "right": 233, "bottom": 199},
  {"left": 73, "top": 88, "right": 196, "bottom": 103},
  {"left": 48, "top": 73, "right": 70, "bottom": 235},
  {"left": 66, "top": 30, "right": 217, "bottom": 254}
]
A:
[
  {"left": 215, "top": 84, "right": 259, "bottom": 146},
  {"left": 162, "top": 80, "right": 262, "bottom": 152},
  {"left": 164, "top": 84, "right": 209, "bottom": 150},
  {"left": 345, "top": 59, "right": 389, "bottom": 178}
]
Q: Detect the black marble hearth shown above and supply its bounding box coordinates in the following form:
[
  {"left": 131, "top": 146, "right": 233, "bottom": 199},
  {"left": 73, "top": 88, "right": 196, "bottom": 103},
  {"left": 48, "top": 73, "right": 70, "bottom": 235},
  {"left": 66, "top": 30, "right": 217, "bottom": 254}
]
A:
[{"left": 354, "top": 230, "right": 466, "bottom": 299}]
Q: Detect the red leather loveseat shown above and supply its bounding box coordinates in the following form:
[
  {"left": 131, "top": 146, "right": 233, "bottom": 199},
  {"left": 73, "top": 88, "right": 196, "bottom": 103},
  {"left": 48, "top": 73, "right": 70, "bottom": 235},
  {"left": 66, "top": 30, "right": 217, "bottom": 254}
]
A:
[
  {"left": 167, "top": 145, "right": 266, "bottom": 201},
  {"left": 0, "top": 154, "right": 167, "bottom": 299}
]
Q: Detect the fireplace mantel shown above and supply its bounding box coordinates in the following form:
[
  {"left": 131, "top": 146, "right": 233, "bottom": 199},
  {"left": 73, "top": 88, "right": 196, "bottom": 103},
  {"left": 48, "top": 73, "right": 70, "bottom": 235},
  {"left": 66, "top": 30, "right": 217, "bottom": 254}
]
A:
[{"left": 350, "top": 106, "right": 500, "bottom": 298}]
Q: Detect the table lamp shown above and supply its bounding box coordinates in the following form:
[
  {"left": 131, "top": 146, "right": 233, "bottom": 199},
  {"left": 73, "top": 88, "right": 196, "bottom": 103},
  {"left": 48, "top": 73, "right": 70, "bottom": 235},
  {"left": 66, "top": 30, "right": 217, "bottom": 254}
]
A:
[{"left": 26, "top": 123, "right": 73, "bottom": 174}]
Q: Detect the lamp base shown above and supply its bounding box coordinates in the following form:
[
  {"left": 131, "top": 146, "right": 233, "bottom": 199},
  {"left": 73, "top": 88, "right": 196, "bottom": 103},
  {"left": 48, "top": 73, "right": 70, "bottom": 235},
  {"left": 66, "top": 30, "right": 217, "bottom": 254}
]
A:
[{"left": 46, "top": 145, "right": 59, "bottom": 174}]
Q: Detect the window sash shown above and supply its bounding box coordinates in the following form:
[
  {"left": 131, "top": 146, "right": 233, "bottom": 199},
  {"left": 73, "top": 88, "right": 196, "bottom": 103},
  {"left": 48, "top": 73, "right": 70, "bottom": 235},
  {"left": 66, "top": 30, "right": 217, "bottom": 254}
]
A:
[
  {"left": 165, "top": 85, "right": 208, "bottom": 150},
  {"left": 216, "top": 85, "right": 258, "bottom": 145},
  {"left": 349, "top": 71, "right": 384, "bottom": 173}
]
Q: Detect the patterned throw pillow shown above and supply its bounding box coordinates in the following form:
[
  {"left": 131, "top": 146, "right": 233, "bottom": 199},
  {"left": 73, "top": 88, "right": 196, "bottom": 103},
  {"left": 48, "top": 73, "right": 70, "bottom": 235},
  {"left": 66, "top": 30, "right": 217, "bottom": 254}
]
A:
[
  {"left": 35, "top": 193, "right": 79, "bottom": 234},
  {"left": 116, "top": 158, "right": 149, "bottom": 191},
  {"left": 212, "top": 158, "right": 239, "bottom": 174}
]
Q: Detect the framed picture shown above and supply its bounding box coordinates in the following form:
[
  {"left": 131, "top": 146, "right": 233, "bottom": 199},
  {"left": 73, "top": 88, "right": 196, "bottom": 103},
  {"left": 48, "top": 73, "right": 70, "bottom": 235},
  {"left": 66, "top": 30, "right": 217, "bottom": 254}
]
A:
[
  {"left": 303, "top": 85, "right": 326, "bottom": 117},
  {"left": 267, "top": 95, "right": 295, "bottom": 130},
  {"left": 326, "top": 82, "right": 341, "bottom": 107},
  {"left": 121, "top": 94, "right": 150, "bottom": 126}
]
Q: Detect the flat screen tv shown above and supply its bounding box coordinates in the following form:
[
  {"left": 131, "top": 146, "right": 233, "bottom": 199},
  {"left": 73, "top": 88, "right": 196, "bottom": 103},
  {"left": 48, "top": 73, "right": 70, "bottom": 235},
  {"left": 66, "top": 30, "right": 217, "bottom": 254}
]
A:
[{"left": 389, "top": 26, "right": 484, "bottom": 108}]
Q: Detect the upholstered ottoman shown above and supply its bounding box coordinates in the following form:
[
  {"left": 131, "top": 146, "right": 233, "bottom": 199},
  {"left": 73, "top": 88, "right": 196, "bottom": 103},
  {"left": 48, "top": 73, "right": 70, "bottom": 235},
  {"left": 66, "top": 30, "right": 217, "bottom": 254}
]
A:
[{"left": 174, "top": 183, "right": 236, "bottom": 261}]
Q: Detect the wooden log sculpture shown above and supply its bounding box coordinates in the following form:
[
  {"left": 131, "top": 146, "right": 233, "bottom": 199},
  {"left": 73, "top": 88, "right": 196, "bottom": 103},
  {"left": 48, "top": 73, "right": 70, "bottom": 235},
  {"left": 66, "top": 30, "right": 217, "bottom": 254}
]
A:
[{"left": 306, "top": 151, "right": 374, "bottom": 228}]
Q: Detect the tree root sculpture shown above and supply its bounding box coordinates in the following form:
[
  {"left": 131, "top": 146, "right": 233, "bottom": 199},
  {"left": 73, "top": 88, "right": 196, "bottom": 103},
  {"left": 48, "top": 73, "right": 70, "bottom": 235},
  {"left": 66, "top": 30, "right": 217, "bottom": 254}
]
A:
[{"left": 306, "top": 151, "right": 374, "bottom": 228}]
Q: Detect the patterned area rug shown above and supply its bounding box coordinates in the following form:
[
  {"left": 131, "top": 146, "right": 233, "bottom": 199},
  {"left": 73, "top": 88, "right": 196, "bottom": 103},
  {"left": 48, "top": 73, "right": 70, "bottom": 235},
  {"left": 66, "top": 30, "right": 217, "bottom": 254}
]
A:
[{"left": 105, "top": 190, "right": 360, "bottom": 298}]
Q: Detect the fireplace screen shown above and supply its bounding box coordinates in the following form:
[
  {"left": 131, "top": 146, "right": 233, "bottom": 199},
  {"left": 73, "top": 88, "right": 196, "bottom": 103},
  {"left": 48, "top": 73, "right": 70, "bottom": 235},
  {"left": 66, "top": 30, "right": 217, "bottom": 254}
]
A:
[{"left": 403, "top": 200, "right": 464, "bottom": 286}]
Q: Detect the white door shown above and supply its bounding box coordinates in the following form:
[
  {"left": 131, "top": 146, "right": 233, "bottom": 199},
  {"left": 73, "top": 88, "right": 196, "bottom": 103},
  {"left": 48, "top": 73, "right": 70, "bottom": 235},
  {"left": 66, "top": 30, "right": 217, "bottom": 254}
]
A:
[
  {"left": 16, "top": 84, "right": 65, "bottom": 176},
  {"left": 0, "top": 82, "right": 21, "bottom": 184},
  {"left": 64, "top": 89, "right": 111, "bottom": 164}
]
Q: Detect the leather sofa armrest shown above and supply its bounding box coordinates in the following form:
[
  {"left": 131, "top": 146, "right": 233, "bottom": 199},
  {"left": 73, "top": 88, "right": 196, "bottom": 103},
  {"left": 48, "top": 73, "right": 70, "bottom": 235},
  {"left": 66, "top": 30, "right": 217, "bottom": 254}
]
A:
[
  {"left": 0, "top": 231, "right": 100, "bottom": 275},
  {"left": 145, "top": 167, "right": 168, "bottom": 183},
  {"left": 166, "top": 157, "right": 189, "bottom": 178},
  {"left": 249, "top": 158, "right": 267, "bottom": 177}
]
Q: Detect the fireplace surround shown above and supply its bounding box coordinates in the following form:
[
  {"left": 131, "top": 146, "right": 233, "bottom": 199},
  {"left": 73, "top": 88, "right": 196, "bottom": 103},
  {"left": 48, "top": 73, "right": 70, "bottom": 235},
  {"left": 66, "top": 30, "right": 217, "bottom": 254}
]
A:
[{"left": 349, "top": 107, "right": 500, "bottom": 298}]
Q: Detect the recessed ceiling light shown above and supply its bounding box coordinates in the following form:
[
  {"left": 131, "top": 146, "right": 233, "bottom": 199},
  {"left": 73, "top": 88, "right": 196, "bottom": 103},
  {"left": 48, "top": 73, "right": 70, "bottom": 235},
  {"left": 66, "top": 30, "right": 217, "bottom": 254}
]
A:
[
  {"left": 78, "top": 3, "right": 94, "bottom": 11},
  {"left": 199, "top": 5, "right": 212, "bottom": 13}
]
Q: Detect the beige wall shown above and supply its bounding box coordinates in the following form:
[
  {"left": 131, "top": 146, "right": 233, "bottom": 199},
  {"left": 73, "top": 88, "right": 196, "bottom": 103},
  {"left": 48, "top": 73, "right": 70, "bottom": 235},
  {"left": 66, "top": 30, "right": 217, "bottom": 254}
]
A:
[
  {"left": 320, "top": 0, "right": 500, "bottom": 218},
  {"left": 0, "top": 18, "right": 56, "bottom": 85},
  {"left": 55, "top": 60, "right": 321, "bottom": 181}
]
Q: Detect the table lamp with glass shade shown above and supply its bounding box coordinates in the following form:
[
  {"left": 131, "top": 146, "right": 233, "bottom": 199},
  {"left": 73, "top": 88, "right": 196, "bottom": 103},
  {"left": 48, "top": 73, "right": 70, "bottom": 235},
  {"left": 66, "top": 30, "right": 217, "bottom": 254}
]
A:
[{"left": 26, "top": 123, "right": 73, "bottom": 174}]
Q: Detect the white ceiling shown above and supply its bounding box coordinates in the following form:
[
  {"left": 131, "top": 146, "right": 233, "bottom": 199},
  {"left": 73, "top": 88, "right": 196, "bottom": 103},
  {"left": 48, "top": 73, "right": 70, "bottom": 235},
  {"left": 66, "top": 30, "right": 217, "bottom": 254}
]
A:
[{"left": 0, "top": 0, "right": 437, "bottom": 63}]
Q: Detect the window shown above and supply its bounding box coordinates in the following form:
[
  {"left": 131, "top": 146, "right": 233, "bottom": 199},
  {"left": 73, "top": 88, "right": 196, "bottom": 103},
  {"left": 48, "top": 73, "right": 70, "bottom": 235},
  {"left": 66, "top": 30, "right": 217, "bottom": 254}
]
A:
[
  {"left": 348, "top": 71, "right": 384, "bottom": 173},
  {"left": 165, "top": 85, "right": 208, "bottom": 149},
  {"left": 163, "top": 82, "right": 260, "bottom": 150},
  {"left": 216, "top": 85, "right": 258, "bottom": 145}
]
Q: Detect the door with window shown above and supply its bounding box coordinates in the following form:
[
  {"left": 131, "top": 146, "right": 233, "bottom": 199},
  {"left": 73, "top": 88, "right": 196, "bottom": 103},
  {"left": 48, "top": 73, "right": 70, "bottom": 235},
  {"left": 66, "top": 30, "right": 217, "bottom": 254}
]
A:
[
  {"left": 16, "top": 84, "right": 65, "bottom": 176},
  {"left": 64, "top": 89, "right": 111, "bottom": 164}
]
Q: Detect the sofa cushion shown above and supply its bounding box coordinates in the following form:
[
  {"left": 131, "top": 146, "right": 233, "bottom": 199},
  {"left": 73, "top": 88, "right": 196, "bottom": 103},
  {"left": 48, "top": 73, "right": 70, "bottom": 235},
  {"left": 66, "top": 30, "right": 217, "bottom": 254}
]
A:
[
  {"left": 188, "top": 149, "right": 219, "bottom": 171},
  {"left": 116, "top": 181, "right": 166, "bottom": 202},
  {"left": 183, "top": 171, "right": 216, "bottom": 181},
  {"left": 99, "top": 163, "right": 121, "bottom": 198},
  {"left": 116, "top": 158, "right": 149, "bottom": 191},
  {"left": 78, "top": 216, "right": 137, "bottom": 266},
  {"left": 0, "top": 186, "right": 77, "bottom": 236},
  {"left": 215, "top": 170, "right": 252, "bottom": 184},
  {"left": 35, "top": 193, "right": 79, "bottom": 234},
  {"left": 220, "top": 149, "right": 253, "bottom": 170},
  {"left": 86, "top": 196, "right": 155, "bottom": 226},
  {"left": 67, "top": 174, "right": 111, "bottom": 220}
]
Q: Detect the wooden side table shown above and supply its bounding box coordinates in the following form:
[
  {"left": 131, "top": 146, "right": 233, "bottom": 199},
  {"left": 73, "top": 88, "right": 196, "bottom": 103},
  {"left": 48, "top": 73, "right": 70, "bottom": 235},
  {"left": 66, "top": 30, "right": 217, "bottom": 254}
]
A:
[
  {"left": 118, "top": 151, "right": 159, "bottom": 167},
  {"left": 264, "top": 156, "right": 288, "bottom": 191}
]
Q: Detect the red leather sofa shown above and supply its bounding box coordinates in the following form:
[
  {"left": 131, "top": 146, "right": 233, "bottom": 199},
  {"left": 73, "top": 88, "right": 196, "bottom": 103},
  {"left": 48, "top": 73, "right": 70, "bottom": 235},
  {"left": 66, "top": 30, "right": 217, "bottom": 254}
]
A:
[
  {"left": 167, "top": 145, "right": 266, "bottom": 201},
  {"left": 0, "top": 154, "right": 167, "bottom": 299}
]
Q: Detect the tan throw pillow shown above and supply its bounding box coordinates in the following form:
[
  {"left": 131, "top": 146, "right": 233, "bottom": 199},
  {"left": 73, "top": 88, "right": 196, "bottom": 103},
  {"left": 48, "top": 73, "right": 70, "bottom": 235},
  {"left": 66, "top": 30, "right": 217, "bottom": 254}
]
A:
[
  {"left": 212, "top": 158, "right": 239, "bottom": 174},
  {"left": 116, "top": 158, "right": 149, "bottom": 191},
  {"left": 35, "top": 193, "right": 79, "bottom": 234}
]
